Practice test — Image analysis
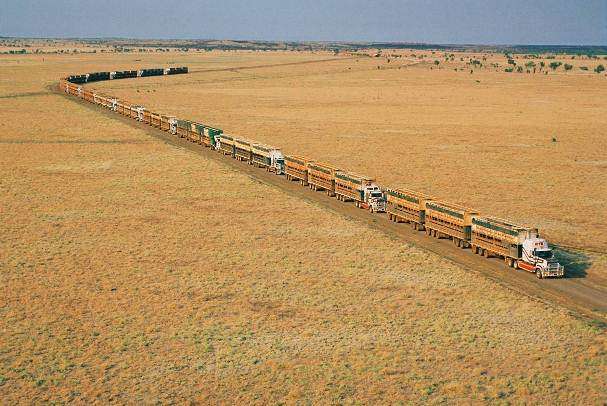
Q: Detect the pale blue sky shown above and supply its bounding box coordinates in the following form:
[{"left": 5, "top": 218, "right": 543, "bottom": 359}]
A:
[{"left": 1, "top": 0, "right": 605, "bottom": 45}]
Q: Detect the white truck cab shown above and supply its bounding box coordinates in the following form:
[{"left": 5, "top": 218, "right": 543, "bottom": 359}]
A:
[
  {"left": 169, "top": 118, "right": 178, "bottom": 135},
  {"left": 363, "top": 185, "right": 386, "bottom": 213},
  {"left": 135, "top": 106, "right": 145, "bottom": 122},
  {"left": 520, "top": 237, "right": 565, "bottom": 279},
  {"left": 269, "top": 150, "right": 285, "bottom": 174}
]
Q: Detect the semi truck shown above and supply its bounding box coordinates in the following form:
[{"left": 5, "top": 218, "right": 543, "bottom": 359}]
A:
[
  {"left": 251, "top": 144, "right": 285, "bottom": 174},
  {"left": 131, "top": 106, "right": 145, "bottom": 122},
  {"left": 471, "top": 217, "right": 565, "bottom": 278},
  {"left": 285, "top": 155, "right": 313, "bottom": 186},
  {"left": 425, "top": 201, "right": 479, "bottom": 248},
  {"left": 308, "top": 162, "right": 339, "bottom": 196},
  {"left": 203, "top": 126, "right": 223, "bottom": 149},
  {"left": 234, "top": 138, "right": 253, "bottom": 162},
  {"left": 335, "top": 172, "right": 385, "bottom": 212},
  {"left": 386, "top": 187, "right": 434, "bottom": 230},
  {"left": 217, "top": 134, "right": 235, "bottom": 156}
]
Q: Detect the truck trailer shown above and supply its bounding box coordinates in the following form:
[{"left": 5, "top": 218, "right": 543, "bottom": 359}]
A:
[
  {"left": 335, "top": 172, "right": 385, "bottom": 212},
  {"left": 234, "top": 138, "right": 253, "bottom": 162},
  {"left": 285, "top": 155, "right": 313, "bottom": 186},
  {"left": 217, "top": 134, "right": 235, "bottom": 156},
  {"left": 471, "top": 217, "right": 565, "bottom": 278},
  {"left": 150, "top": 112, "right": 162, "bottom": 128},
  {"left": 425, "top": 201, "right": 479, "bottom": 248},
  {"left": 176, "top": 119, "right": 192, "bottom": 138},
  {"left": 386, "top": 187, "right": 434, "bottom": 230},
  {"left": 251, "top": 144, "right": 285, "bottom": 174},
  {"left": 308, "top": 162, "right": 339, "bottom": 196}
]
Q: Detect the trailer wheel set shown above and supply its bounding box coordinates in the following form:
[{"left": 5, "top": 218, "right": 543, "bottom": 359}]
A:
[{"left": 59, "top": 66, "right": 565, "bottom": 279}]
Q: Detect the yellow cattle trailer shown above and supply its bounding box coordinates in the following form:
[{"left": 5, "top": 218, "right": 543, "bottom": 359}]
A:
[
  {"left": 308, "top": 162, "right": 339, "bottom": 196},
  {"left": 425, "top": 201, "right": 479, "bottom": 247},
  {"left": 386, "top": 187, "right": 434, "bottom": 230},
  {"left": 234, "top": 138, "right": 253, "bottom": 161},
  {"left": 285, "top": 155, "right": 313, "bottom": 185},
  {"left": 150, "top": 112, "right": 162, "bottom": 128},
  {"left": 218, "top": 134, "right": 235, "bottom": 156}
]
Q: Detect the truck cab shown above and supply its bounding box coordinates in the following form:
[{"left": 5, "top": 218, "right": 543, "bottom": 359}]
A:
[
  {"left": 270, "top": 151, "right": 285, "bottom": 175},
  {"left": 521, "top": 238, "right": 565, "bottom": 279},
  {"left": 363, "top": 186, "right": 386, "bottom": 213},
  {"left": 169, "top": 118, "right": 177, "bottom": 135}
]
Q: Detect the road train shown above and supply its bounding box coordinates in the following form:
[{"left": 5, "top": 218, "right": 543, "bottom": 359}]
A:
[{"left": 59, "top": 67, "right": 565, "bottom": 279}]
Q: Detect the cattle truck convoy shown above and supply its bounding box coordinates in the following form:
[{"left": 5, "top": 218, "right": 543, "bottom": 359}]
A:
[
  {"left": 386, "top": 187, "right": 434, "bottom": 230},
  {"left": 251, "top": 144, "right": 285, "bottom": 174},
  {"left": 308, "top": 162, "right": 339, "bottom": 196},
  {"left": 59, "top": 66, "right": 566, "bottom": 279},
  {"left": 285, "top": 155, "right": 313, "bottom": 186},
  {"left": 471, "top": 217, "right": 565, "bottom": 278},
  {"left": 335, "top": 172, "right": 386, "bottom": 212}
]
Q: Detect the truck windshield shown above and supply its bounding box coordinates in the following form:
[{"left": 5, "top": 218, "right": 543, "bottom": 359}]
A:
[
  {"left": 371, "top": 192, "right": 383, "bottom": 198},
  {"left": 535, "top": 250, "right": 553, "bottom": 259}
]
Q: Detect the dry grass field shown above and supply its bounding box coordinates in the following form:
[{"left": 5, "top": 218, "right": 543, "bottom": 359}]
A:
[{"left": 1, "top": 51, "right": 606, "bottom": 403}]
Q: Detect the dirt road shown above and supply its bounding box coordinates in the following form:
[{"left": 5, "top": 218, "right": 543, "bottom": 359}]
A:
[{"left": 59, "top": 88, "right": 607, "bottom": 325}]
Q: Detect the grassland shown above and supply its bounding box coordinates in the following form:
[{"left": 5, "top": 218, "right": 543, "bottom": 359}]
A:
[{"left": 1, "top": 50, "right": 606, "bottom": 403}]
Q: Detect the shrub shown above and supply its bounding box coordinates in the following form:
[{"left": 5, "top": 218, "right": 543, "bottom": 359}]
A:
[
  {"left": 434, "top": 60, "right": 440, "bottom": 66},
  {"left": 516, "top": 66, "right": 524, "bottom": 73},
  {"left": 580, "top": 66, "right": 589, "bottom": 71},
  {"left": 595, "top": 64, "right": 605, "bottom": 73},
  {"left": 564, "top": 64, "right": 573, "bottom": 71},
  {"left": 505, "top": 67, "right": 514, "bottom": 73},
  {"left": 549, "top": 62, "right": 562, "bottom": 70}
]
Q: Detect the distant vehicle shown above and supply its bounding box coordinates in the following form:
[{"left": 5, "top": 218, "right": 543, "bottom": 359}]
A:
[{"left": 335, "top": 172, "right": 385, "bottom": 212}]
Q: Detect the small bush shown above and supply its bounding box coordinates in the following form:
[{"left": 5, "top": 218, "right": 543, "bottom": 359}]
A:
[
  {"left": 564, "top": 64, "right": 573, "bottom": 71},
  {"left": 549, "top": 62, "right": 562, "bottom": 70},
  {"left": 580, "top": 66, "right": 589, "bottom": 71},
  {"left": 595, "top": 65, "right": 605, "bottom": 73},
  {"left": 504, "top": 67, "right": 514, "bottom": 73}
]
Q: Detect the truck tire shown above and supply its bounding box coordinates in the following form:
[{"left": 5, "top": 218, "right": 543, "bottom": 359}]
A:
[
  {"left": 512, "top": 259, "right": 518, "bottom": 269},
  {"left": 536, "top": 269, "right": 543, "bottom": 279}
]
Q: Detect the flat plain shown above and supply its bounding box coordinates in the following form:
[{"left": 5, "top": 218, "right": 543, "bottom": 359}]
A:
[{"left": 1, "top": 50, "right": 606, "bottom": 403}]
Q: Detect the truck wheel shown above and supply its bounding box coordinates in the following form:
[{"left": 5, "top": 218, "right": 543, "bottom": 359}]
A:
[
  {"left": 512, "top": 260, "right": 518, "bottom": 269},
  {"left": 536, "top": 269, "right": 543, "bottom": 279}
]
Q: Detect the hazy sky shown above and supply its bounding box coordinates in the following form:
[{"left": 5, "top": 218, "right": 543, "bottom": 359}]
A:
[{"left": 1, "top": 0, "right": 606, "bottom": 45}]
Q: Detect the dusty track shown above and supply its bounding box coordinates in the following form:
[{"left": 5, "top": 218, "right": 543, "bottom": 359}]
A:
[
  {"left": 57, "top": 86, "right": 607, "bottom": 325},
  {"left": 187, "top": 56, "right": 359, "bottom": 74}
]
